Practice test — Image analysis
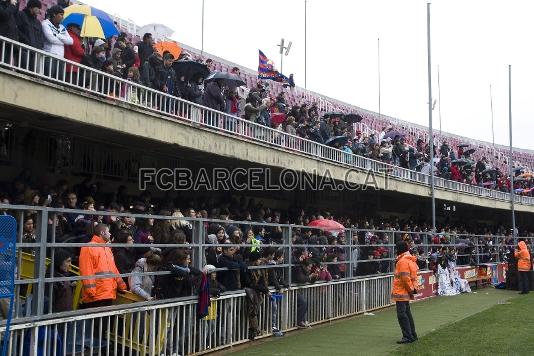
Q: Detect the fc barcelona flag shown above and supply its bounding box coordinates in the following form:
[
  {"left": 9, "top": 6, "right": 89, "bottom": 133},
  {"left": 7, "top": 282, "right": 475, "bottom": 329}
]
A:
[{"left": 258, "top": 50, "right": 288, "bottom": 83}]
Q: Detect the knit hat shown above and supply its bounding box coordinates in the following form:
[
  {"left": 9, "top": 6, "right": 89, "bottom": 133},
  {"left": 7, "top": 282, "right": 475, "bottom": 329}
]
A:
[
  {"left": 94, "top": 39, "right": 106, "bottom": 48},
  {"left": 203, "top": 264, "right": 216, "bottom": 274}
]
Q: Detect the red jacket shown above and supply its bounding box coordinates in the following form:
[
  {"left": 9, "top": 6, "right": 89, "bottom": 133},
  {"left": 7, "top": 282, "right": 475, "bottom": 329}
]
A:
[
  {"left": 64, "top": 30, "right": 85, "bottom": 73},
  {"left": 79, "top": 235, "right": 127, "bottom": 304}
]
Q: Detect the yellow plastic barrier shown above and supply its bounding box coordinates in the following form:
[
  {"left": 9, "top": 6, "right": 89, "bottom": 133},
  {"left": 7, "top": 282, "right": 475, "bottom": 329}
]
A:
[
  {"left": 20, "top": 252, "right": 170, "bottom": 354},
  {"left": 18, "top": 252, "right": 83, "bottom": 310}
]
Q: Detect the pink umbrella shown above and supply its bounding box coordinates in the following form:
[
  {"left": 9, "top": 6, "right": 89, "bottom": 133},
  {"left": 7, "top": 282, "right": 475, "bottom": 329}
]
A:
[{"left": 307, "top": 219, "right": 345, "bottom": 233}]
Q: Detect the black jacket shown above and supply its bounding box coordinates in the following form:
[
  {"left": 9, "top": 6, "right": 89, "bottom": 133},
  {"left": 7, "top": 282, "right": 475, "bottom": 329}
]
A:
[
  {"left": 16, "top": 8, "right": 43, "bottom": 49},
  {"left": 292, "top": 262, "right": 317, "bottom": 284},
  {"left": 188, "top": 82, "right": 203, "bottom": 104},
  {"left": 155, "top": 264, "right": 201, "bottom": 299},
  {"left": 113, "top": 247, "right": 138, "bottom": 284},
  {"left": 121, "top": 46, "right": 136, "bottom": 75},
  {"left": 0, "top": 2, "right": 18, "bottom": 41},
  {"left": 136, "top": 41, "right": 154, "bottom": 66},
  {"left": 203, "top": 81, "right": 225, "bottom": 111},
  {"left": 140, "top": 55, "right": 161, "bottom": 89},
  {"left": 267, "top": 263, "right": 287, "bottom": 291},
  {"left": 154, "top": 65, "right": 177, "bottom": 93},
  {"left": 216, "top": 254, "right": 247, "bottom": 291}
]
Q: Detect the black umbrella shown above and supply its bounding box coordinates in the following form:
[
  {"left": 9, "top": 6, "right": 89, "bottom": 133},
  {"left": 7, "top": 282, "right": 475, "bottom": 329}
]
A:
[
  {"left": 482, "top": 168, "right": 498, "bottom": 175},
  {"left": 324, "top": 112, "right": 344, "bottom": 119},
  {"left": 344, "top": 113, "right": 364, "bottom": 124},
  {"left": 204, "top": 71, "right": 245, "bottom": 87},
  {"left": 383, "top": 130, "right": 405, "bottom": 140},
  {"left": 325, "top": 135, "right": 349, "bottom": 147},
  {"left": 457, "top": 143, "right": 470, "bottom": 148},
  {"left": 463, "top": 148, "right": 476, "bottom": 156},
  {"left": 452, "top": 158, "right": 472, "bottom": 166},
  {"left": 172, "top": 60, "right": 210, "bottom": 81}
]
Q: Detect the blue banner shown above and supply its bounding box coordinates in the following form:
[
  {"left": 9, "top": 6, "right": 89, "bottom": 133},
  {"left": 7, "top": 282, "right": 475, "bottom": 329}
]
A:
[{"left": 258, "top": 50, "right": 289, "bottom": 83}]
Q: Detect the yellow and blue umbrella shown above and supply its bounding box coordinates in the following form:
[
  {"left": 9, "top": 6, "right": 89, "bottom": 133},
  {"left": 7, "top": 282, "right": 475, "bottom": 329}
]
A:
[{"left": 62, "top": 4, "right": 119, "bottom": 39}]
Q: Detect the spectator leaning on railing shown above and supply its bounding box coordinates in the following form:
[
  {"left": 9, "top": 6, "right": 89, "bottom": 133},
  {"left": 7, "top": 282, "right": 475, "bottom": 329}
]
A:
[
  {"left": 16, "top": 0, "right": 44, "bottom": 51},
  {"left": 41, "top": 5, "right": 72, "bottom": 79}
]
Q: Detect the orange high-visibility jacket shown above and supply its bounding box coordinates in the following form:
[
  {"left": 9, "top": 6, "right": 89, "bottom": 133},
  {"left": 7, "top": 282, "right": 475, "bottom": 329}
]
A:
[
  {"left": 79, "top": 235, "right": 127, "bottom": 304},
  {"left": 515, "top": 241, "right": 532, "bottom": 272},
  {"left": 391, "top": 251, "right": 419, "bottom": 302}
]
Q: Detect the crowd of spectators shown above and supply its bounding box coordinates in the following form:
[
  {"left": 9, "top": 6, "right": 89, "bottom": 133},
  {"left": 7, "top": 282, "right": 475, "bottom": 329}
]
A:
[
  {"left": 3, "top": 172, "right": 533, "bottom": 294},
  {"left": 1, "top": 1, "right": 534, "bottom": 198}
]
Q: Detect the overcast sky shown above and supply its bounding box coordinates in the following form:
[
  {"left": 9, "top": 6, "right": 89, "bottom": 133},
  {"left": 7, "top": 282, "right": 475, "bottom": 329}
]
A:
[{"left": 84, "top": 0, "right": 534, "bottom": 150}]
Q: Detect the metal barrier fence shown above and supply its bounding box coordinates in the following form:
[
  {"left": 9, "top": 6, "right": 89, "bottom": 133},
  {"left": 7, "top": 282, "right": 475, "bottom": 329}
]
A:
[
  {"left": 0, "top": 35, "right": 532, "bottom": 206},
  {"left": 0, "top": 204, "right": 527, "bottom": 320},
  {"left": 0, "top": 203, "right": 529, "bottom": 355},
  {"left": 0, "top": 276, "right": 393, "bottom": 356}
]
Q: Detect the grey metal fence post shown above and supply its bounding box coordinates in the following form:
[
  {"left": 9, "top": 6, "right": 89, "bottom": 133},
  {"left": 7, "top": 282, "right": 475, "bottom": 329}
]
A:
[
  {"left": 195, "top": 218, "right": 204, "bottom": 270},
  {"left": 33, "top": 209, "right": 48, "bottom": 317}
]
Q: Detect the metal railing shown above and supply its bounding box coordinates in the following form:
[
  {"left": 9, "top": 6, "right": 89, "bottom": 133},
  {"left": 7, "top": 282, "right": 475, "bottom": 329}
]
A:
[
  {"left": 0, "top": 276, "right": 394, "bottom": 356},
  {"left": 0, "top": 204, "right": 527, "bottom": 320},
  {"left": 0, "top": 203, "right": 528, "bottom": 355},
  {"left": 0, "top": 35, "right": 533, "bottom": 206}
]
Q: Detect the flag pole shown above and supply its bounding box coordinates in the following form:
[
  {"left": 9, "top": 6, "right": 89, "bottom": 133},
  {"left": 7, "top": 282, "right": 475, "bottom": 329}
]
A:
[
  {"left": 305, "top": 0, "right": 307, "bottom": 88},
  {"left": 427, "top": 2, "right": 436, "bottom": 233}
]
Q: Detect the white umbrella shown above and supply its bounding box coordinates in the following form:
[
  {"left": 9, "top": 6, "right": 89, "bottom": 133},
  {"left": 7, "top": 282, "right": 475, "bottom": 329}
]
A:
[{"left": 137, "top": 23, "right": 174, "bottom": 41}]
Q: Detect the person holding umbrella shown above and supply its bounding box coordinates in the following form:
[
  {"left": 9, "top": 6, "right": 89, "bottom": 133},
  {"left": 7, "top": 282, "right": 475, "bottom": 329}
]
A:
[
  {"left": 392, "top": 240, "right": 418, "bottom": 344},
  {"left": 203, "top": 78, "right": 225, "bottom": 126},
  {"left": 64, "top": 23, "right": 84, "bottom": 84}
]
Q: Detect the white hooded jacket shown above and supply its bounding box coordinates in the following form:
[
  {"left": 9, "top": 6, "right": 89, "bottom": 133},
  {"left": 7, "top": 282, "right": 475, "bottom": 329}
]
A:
[{"left": 42, "top": 19, "right": 73, "bottom": 57}]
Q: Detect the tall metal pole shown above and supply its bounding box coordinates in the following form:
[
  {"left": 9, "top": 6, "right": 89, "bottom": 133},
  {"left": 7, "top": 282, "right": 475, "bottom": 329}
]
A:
[
  {"left": 304, "top": 0, "right": 307, "bottom": 88},
  {"left": 378, "top": 37, "right": 381, "bottom": 121},
  {"left": 427, "top": 3, "right": 436, "bottom": 233},
  {"left": 281, "top": 52, "right": 283, "bottom": 74},
  {"left": 490, "top": 84, "right": 495, "bottom": 147},
  {"left": 201, "top": 0, "right": 205, "bottom": 55},
  {"left": 437, "top": 64, "right": 442, "bottom": 134},
  {"left": 508, "top": 65, "right": 516, "bottom": 239}
]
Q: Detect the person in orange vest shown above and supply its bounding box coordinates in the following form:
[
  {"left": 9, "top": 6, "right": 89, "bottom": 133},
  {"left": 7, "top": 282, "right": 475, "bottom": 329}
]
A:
[
  {"left": 79, "top": 223, "right": 127, "bottom": 308},
  {"left": 515, "top": 239, "right": 531, "bottom": 294},
  {"left": 391, "top": 240, "right": 419, "bottom": 344}
]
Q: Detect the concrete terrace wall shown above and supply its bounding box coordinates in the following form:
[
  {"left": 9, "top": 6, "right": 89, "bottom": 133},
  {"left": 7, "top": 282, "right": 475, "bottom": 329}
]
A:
[{"left": 0, "top": 69, "right": 532, "bottom": 213}]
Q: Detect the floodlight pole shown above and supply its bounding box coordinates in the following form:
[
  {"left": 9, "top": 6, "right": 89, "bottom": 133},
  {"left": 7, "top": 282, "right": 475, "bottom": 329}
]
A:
[
  {"left": 490, "top": 84, "right": 495, "bottom": 148},
  {"left": 305, "top": 0, "right": 307, "bottom": 88},
  {"left": 438, "top": 64, "right": 442, "bottom": 134},
  {"left": 508, "top": 65, "right": 516, "bottom": 240},
  {"left": 278, "top": 38, "right": 292, "bottom": 74},
  {"left": 201, "top": 0, "right": 205, "bottom": 55},
  {"left": 427, "top": 3, "right": 436, "bottom": 233},
  {"left": 378, "top": 37, "right": 381, "bottom": 121}
]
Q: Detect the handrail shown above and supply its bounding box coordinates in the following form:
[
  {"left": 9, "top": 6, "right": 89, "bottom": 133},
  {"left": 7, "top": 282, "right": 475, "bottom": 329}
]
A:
[{"left": 0, "top": 35, "right": 533, "bottom": 206}]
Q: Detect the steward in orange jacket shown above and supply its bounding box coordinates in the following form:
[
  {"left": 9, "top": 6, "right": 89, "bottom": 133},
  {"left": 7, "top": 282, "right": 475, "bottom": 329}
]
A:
[
  {"left": 392, "top": 251, "right": 419, "bottom": 302},
  {"left": 515, "top": 240, "right": 531, "bottom": 294},
  {"left": 79, "top": 224, "right": 127, "bottom": 307},
  {"left": 392, "top": 241, "right": 418, "bottom": 344}
]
